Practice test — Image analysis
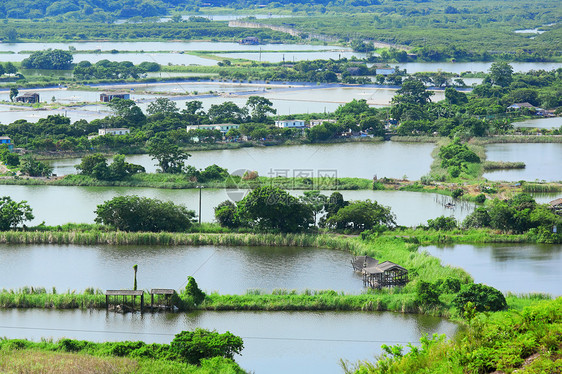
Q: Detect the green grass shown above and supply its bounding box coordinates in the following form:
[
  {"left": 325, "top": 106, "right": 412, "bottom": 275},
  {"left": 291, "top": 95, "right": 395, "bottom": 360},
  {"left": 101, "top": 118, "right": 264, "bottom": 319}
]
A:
[{"left": 348, "top": 297, "right": 562, "bottom": 373}]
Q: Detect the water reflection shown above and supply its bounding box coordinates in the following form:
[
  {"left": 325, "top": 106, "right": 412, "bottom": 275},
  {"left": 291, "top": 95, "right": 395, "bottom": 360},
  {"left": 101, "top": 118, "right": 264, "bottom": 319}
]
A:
[
  {"left": 0, "top": 309, "right": 458, "bottom": 374},
  {"left": 1, "top": 185, "right": 474, "bottom": 227},
  {"left": 422, "top": 243, "right": 562, "bottom": 296},
  {"left": 0, "top": 244, "right": 362, "bottom": 293}
]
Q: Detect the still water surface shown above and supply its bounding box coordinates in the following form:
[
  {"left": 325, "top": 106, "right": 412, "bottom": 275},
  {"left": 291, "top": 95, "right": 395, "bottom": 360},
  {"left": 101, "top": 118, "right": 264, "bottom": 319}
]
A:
[
  {"left": 483, "top": 143, "right": 562, "bottom": 182},
  {"left": 423, "top": 243, "right": 562, "bottom": 296},
  {"left": 0, "top": 244, "right": 361, "bottom": 293},
  {"left": 0, "top": 309, "right": 458, "bottom": 374},
  {"left": 48, "top": 142, "right": 436, "bottom": 180},
  {"left": 1, "top": 185, "right": 473, "bottom": 227}
]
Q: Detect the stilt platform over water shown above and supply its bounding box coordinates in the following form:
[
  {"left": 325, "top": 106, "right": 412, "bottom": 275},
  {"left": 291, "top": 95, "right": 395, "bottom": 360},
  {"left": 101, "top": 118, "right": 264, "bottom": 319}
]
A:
[
  {"left": 105, "top": 290, "right": 145, "bottom": 313},
  {"left": 150, "top": 289, "right": 176, "bottom": 311},
  {"left": 351, "top": 255, "right": 409, "bottom": 289}
]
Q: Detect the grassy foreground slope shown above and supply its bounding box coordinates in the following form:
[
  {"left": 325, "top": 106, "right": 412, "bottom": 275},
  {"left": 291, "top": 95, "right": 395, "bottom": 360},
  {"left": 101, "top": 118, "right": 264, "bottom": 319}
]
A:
[{"left": 347, "top": 297, "right": 562, "bottom": 374}]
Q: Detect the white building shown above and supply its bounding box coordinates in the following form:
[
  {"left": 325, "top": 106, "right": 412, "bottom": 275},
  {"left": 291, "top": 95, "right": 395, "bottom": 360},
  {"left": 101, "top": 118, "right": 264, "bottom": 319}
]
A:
[
  {"left": 309, "top": 119, "right": 336, "bottom": 127},
  {"left": 186, "top": 124, "right": 240, "bottom": 134},
  {"left": 98, "top": 128, "right": 130, "bottom": 136},
  {"left": 275, "top": 119, "right": 306, "bottom": 129}
]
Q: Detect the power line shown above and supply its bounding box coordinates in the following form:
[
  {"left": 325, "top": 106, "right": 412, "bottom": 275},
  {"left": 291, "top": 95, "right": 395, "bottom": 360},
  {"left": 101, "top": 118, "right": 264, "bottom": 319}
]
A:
[{"left": 0, "top": 325, "right": 415, "bottom": 344}]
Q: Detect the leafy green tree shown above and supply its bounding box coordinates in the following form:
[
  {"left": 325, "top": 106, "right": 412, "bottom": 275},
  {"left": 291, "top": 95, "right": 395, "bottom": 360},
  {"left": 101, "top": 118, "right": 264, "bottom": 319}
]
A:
[
  {"left": 444, "top": 87, "right": 468, "bottom": 105},
  {"left": 169, "top": 329, "right": 244, "bottom": 365},
  {"left": 299, "top": 191, "right": 327, "bottom": 223},
  {"left": 95, "top": 195, "right": 195, "bottom": 232},
  {"left": 463, "top": 208, "right": 491, "bottom": 228},
  {"left": 107, "top": 98, "right": 146, "bottom": 125},
  {"left": 489, "top": 62, "right": 513, "bottom": 87},
  {"left": 0, "top": 196, "right": 34, "bottom": 230},
  {"left": 9, "top": 87, "right": 18, "bottom": 102},
  {"left": 184, "top": 276, "right": 206, "bottom": 305},
  {"left": 21, "top": 49, "right": 73, "bottom": 70},
  {"left": 147, "top": 97, "right": 179, "bottom": 117},
  {"left": 19, "top": 156, "right": 53, "bottom": 177},
  {"left": 208, "top": 101, "right": 248, "bottom": 124},
  {"left": 148, "top": 138, "right": 190, "bottom": 174},
  {"left": 427, "top": 216, "right": 457, "bottom": 230},
  {"left": 245, "top": 96, "right": 276, "bottom": 122},
  {"left": 214, "top": 200, "right": 240, "bottom": 228},
  {"left": 453, "top": 283, "right": 507, "bottom": 312},
  {"left": 0, "top": 146, "right": 19, "bottom": 167},
  {"left": 5, "top": 63, "right": 17, "bottom": 75},
  {"left": 415, "top": 281, "right": 441, "bottom": 307},
  {"left": 237, "top": 186, "right": 313, "bottom": 232},
  {"left": 392, "top": 79, "right": 434, "bottom": 106},
  {"left": 326, "top": 199, "right": 395, "bottom": 232}
]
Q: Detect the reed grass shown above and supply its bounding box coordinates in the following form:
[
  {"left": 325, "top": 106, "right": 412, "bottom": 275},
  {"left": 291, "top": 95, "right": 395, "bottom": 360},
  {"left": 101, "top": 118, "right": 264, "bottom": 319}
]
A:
[
  {"left": 522, "top": 183, "right": 562, "bottom": 193},
  {"left": 472, "top": 135, "right": 562, "bottom": 144},
  {"left": 482, "top": 161, "right": 526, "bottom": 170}
]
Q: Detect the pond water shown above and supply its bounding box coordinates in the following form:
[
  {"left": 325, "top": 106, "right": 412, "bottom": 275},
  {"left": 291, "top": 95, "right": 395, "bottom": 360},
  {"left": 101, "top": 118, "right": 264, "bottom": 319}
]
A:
[
  {"left": 0, "top": 106, "right": 106, "bottom": 124},
  {"left": 512, "top": 117, "right": 561, "bottom": 129},
  {"left": 395, "top": 62, "right": 562, "bottom": 74},
  {"left": 422, "top": 243, "right": 562, "bottom": 296},
  {"left": 0, "top": 41, "right": 349, "bottom": 53},
  {"left": 0, "top": 244, "right": 362, "bottom": 293},
  {"left": 483, "top": 143, "right": 562, "bottom": 182},
  {"left": 47, "top": 142, "right": 435, "bottom": 180},
  {"left": 0, "top": 309, "right": 459, "bottom": 374},
  {"left": 0, "top": 185, "right": 474, "bottom": 227}
]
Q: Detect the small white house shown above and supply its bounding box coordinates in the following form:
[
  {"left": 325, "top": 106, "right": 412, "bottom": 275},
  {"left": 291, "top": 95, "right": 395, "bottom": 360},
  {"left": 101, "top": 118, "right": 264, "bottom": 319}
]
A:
[
  {"left": 309, "top": 119, "right": 336, "bottom": 127},
  {"left": 186, "top": 124, "right": 240, "bottom": 134},
  {"left": 98, "top": 128, "right": 130, "bottom": 136},
  {"left": 275, "top": 119, "right": 306, "bottom": 129}
]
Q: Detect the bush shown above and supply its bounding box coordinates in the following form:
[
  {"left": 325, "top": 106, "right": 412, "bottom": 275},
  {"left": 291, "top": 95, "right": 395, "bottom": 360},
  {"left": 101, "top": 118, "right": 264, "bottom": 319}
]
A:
[
  {"left": 451, "top": 188, "right": 464, "bottom": 199},
  {"left": 415, "top": 281, "right": 441, "bottom": 307},
  {"left": 94, "top": 195, "right": 195, "bottom": 232},
  {"left": 475, "top": 193, "right": 486, "bottom": 204},
  {"left": 184, "top": 276, "right": 206, "bottom": 305},
  {"left": 169, "top": 329, "right": 244, "bottom": 365},
  {"left": 453, "top": 283, "right": 507, "bottom": 312},
  {"left": 427, "top": 216, "right": 457, "bottom": 230}
]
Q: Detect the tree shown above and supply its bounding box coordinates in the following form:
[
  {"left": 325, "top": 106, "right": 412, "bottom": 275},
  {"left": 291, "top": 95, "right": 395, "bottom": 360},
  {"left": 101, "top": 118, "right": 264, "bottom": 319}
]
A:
[
  {"left": 427, "top": 216, "right": 457, "bottom": 230},
  {"left": 107, "top": 98, "right": 146, "bottom": 124},
  {"left": 21, "top": 49, "right": 73, "bottom": 70},
  {"left": 445, "top": 87, "right": 468, "bottom": 105},
  {"left": 184, "top": 276, "right": 206, "bottom": 304},
  {"left": 5, "top": 63, "right": 17, "bottom": 75},
  {"left": 453, "top": 283, "right": 507, "bottom": 312},
  {"left": 95, "top": 195, "right": 195, "bottom": 232},
  {"left": 326, "top": 200, "right": 395, "bottom": 232},
  {"left": 214, "top": 200, "right": 240, "bottom": 228},
  {"left": 147, "top": 97, "right": 179, "bottom": 116},
  {"left": 148, "top": 138, "right": 190, "bottom": 174},
  {"left": 245, "top": 96, "right": 276, "bottom": 122},
  {"left": 76, "top": 154, "right": 145, "bottom": 180},
  {"left": 392, "top": 79, "right": 434, "bottom": 106},
  {"left": 489, "top": 62, "right": 513, "bottom": 88},
  {"left": 237, "top": 186, "right": 313, "bottom": 232},
  {"left": 299, "top": 191, "right": 327, "bottom": 224},
  {"left": 208, "top": 101, "right": 248, "bottom": 124},
  {"left": 0, "top": 196, "right": 34, "bottom": 230},
  {"left": 170, "top": 329, "right": 244, "bottom": 365},
  {"left": 19, "top": 156, "right": 53, "bottom": 177},
  {"left": 9, "top": 87, "right": 18, "bottom": 102}
]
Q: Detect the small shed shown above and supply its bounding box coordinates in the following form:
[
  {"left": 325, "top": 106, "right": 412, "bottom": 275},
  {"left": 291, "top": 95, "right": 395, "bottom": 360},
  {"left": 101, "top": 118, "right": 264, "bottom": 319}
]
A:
[
  {"left": 105, "top": 290, "right": 144, "bottom": 313},
  {"left": 0, "top": 136, "right": 13, "bottom": 151},
  {"left": 352, "top": 256, "right": 408, "bottom": 289},
  {"left": 100, "top": 92, "right": 130, "bottom": 102},
  {"left": 549, "top": 198, "right": 562, "bottom": 216},
  {"left": 150, "top": 289, "right": 176, "bottom": 311},
  {"left": 16, "top": 92, "right": 40, "bottom": 104}
]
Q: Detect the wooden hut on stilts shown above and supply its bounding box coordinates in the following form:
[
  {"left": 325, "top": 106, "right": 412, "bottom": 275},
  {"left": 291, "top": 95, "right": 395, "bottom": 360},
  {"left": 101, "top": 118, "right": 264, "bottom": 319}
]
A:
[{"left": 351, "top": 256, "right": 409, "bottom": 289}]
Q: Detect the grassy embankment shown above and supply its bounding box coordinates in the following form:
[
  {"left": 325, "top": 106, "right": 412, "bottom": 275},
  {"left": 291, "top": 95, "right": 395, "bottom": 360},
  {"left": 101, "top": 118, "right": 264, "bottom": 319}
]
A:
[
  {"left": 0, "top": 339, "right": 244, "bottom": 374},
  {"left": 346, "top": 297, "right": 562, "bottom": 374},
  {"left": 0, "top": 229, "right": 553, "bottom": 315}
]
